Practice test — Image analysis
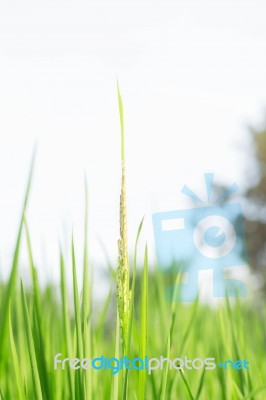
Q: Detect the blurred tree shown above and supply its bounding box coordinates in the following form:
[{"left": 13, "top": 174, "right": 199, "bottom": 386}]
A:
[{"left": 244, "top": 121, "right": 266, "bottom": 288}]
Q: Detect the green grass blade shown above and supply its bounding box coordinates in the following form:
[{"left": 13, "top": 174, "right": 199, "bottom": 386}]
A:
[
  {"left": 159, "top": 275, "right": 180, "bottom": 399},
  {"left": 195, "top": 368, "right": 206, "bottom": 400},
  {"left": 113, "top": 311, "right": 120, "bottom": 400},
  {"left": 60, "top": 251, "right": 74, "bottom": 400},
  {"left": 225, "top": 296, "right": 246, "bottom": 396},
  {"left": 24, "top": 216, "right": 52, "bottom": 400},
  {"left": 95, "top": 290, "right": 111, "bottom": 338},
  {"left": 117, "top": 81, "right": 125, "bottom": 162},
  {"left": 128, "top": 217, "right": 144, "bottom": 352},
  {"left": 81, "top": 178, "right": 93, "bottom": 400},
  {"left": 0, "top": 152, "right": 35, "bottom": 373},
  {"left": 179, "top": 370, "right": 195, "bottom": 400},
  {"left": 123, "top": 217, "right": 144, "bottom": 400},
  {"left": 9, "top": 310, "right": 26, "bottom": 400},
  {"left": 72, "top": 236, "right": 84, "bottom": 398},
  {"left": 20, "top": 281, "right": 43, "bottom": 400},
  {"left": 138, "top": 245, "right": 148, "bottom": 400},
  {"left": 159, "top": 335, "right": 170, "bottom": 400}
]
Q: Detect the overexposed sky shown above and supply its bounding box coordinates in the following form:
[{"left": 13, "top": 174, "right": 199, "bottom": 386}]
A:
[{"left": 0, "top": 0, "right": 266, "bottom": 282}]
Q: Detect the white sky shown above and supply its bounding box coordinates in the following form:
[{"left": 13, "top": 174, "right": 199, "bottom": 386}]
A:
[{"left": 0, "top": 0, "right": 266, "bottom": 284}]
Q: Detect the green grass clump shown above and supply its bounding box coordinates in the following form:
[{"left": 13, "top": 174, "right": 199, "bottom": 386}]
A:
[{"left": 0, "top": 88, "right": 265, "bottom": 399}]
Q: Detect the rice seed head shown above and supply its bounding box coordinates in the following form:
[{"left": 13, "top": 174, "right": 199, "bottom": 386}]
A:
[
  {"left": 117, "top": 160, "right": 130, "bottom": 352},
  {"left": 116, "top": 83, "right": 130, "bottom": 352}
]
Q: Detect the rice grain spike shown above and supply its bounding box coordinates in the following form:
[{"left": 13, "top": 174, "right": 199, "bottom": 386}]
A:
[{"left": 116, "top": 82, "right": 130, "bottom": 354}]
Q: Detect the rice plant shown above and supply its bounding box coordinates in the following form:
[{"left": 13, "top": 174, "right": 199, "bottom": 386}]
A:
[{"left": 0, "top": 87, "right": 265, "bottom": 399}]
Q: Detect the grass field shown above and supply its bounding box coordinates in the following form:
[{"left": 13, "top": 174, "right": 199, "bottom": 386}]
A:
[{"left": 0, "top": 89, "right": 265, "bottom": 399}]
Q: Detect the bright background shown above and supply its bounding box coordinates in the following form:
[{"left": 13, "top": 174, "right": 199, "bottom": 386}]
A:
[{"left": 0, "top": 0, "right": 265, "bottom": 287}]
